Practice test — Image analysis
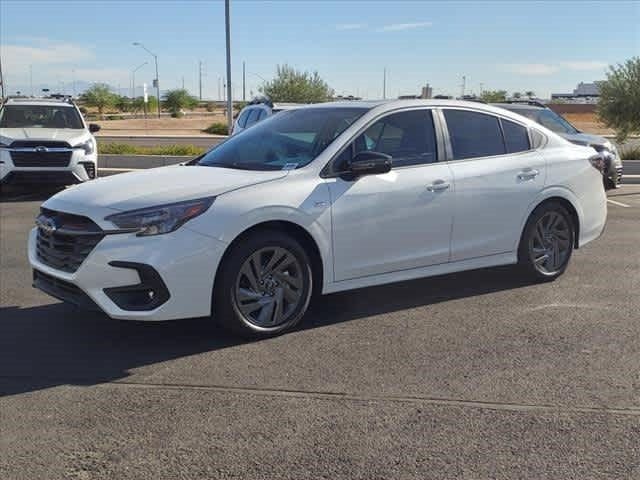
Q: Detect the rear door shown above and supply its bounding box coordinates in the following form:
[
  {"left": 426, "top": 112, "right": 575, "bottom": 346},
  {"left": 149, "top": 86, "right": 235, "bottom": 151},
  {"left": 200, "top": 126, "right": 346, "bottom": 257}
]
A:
[{"left": 441, "top": 108, "right": 546, "bottom": 261}]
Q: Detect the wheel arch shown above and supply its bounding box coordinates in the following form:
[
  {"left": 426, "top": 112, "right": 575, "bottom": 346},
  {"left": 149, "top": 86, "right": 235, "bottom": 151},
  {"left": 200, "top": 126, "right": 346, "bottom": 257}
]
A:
[
  {"left": 213, "top": 220, "right": 325, "bottom": 299},
  {"left": 521, "top": 194, "right": 581, "bottom": 250}
]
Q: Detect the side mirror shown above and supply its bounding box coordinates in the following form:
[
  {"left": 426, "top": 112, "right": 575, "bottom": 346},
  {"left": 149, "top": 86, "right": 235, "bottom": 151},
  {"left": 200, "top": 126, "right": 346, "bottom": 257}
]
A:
[
  {"left": 348, "top": 151, "right": 392, "bottom": 177},
  {"left": 88, "top": 123, "right": 101, "bottom": 133}
]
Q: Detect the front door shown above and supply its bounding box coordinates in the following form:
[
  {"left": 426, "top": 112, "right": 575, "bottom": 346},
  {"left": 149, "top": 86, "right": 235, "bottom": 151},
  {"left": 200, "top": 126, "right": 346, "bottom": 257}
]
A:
[{"left": 326, "top": 109, "right": 454, "bottom": 282}]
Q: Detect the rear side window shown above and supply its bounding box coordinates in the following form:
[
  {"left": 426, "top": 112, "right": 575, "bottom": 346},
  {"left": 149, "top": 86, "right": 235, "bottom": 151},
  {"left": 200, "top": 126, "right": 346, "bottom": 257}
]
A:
[
  {"left": 257, "top": 109, "right": 268, "bottom": 121},
  {"left": 444, "top": 110, "right": 505, "bottom": 159},
  {"left": 236, "top": 109, "right": 251, "bottom": 128},
  {"left": 354, "top": 110, "right": 438, "bottom": 167},
  {"left": 501, "top": 119, "right": 530, "bottom": 153}
]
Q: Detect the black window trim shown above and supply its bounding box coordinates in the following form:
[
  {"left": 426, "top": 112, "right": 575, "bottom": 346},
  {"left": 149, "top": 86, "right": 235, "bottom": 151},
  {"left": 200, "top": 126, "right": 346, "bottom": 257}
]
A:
[
  {"left": 320, "top": 106, "right": 447, "bottom": 179},
  {"left": 438, "top": 107, "right": 540, "bottom": 163}
]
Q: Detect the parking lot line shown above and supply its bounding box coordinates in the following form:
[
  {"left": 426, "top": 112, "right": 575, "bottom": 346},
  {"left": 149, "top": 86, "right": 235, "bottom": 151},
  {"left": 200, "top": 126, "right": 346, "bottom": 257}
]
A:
[{"left": 607, "top": 198, "right": 631, "bottom": 208}]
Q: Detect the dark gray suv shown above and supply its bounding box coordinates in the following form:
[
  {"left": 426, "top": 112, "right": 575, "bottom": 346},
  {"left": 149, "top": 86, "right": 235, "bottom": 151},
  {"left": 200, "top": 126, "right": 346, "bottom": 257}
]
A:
[{"left": 492, "top": 101, "right": 623, "bottom": 189}]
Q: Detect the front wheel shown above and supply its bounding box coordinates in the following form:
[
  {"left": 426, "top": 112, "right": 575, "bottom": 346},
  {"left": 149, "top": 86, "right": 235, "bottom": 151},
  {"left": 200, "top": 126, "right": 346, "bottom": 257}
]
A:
[
  {"left": 213, "top": 230, "right": 313, "bottom": 338},
  {"left": 518, "top": 202, "right": 575, "bottom": 281}
]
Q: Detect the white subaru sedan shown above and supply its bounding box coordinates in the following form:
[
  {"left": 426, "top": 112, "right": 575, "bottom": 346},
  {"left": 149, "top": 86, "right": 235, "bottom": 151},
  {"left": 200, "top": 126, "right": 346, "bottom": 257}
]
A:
[{"left": 29, "top": 100, "right": 607, "bottom": 337}]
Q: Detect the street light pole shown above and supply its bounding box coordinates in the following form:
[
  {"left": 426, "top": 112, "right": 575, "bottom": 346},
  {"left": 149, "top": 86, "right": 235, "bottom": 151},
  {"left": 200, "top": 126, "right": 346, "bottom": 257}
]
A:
[
  {"left": 131, "top": 61, "right": 148, "bottom": 99},
  {"left": 225, "top": 0, "right": 233, "bottom": 131},
  {"left": 133, "top": 42, "right": 161, "bottom": 118}
]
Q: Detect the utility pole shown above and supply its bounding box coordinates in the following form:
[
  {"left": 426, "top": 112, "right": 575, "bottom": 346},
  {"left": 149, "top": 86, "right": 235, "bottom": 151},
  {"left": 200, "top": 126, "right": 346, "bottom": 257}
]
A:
[
  {"left": 199, "top": 61, "right": 203, "bottom": 100},
  {"left": 479, "top": 83, "right": 484, "bottom": 96},
  {"left": 218, "top": 76, "right": 221, "bottom": 101},
  {"left": 133, "top": 42, "right": 161, "bottom": 118},
  {"left": 29, "top": 65, "right": 34, "bottom": 97},
  {"left": 460, "top": 75, "right": 466, "bottom": 98},
  {"left": 383, "top": 68, "right": 386, "bottom": 99},
  {"left": 72, "top": 68, "right": 76, "bottom": 98},
  {"left": 224, "top": 0, "right": 233, "bottom": 130},
  {"left": 0, "top": 54, "right": 5, "bottom": 99},
  {"left": 242, "top": 61, "right": 246, "bottom": 101},
  {"left": 182, "top": 76, "right": 185, "bottom": 89}
]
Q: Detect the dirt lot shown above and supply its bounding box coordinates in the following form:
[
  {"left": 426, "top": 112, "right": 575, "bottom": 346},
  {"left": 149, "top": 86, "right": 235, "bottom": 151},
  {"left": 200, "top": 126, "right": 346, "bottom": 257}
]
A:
[
  {"left": 93, "top": 110, "right": 614, "bottom": 137},
  {"left": 563, "top": 112, "right": 614, "bottom": 136},
  {"left": 94, "top": 114, "right": 227, "bottom": 136}
]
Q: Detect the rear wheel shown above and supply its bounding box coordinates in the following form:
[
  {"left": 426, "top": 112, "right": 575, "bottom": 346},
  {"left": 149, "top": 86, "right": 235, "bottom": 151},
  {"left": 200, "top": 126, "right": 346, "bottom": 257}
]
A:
[
  {"left": 213, "top": 230, "right": 313, "bottom": 338},
  {"left": 518, "top": 202, "right": 574, "bottom": 281}
]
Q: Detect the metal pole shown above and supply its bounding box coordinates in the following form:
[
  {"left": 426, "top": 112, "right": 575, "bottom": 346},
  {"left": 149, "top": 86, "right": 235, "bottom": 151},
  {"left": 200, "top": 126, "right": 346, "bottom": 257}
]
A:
[
  {"left": 154, "top": 54, "right": 160, "bottom": 118},
  {"left": 0, "top": 54, "right": 5, "bottom": 99},
  {"left": 225, "top": 0, "right": 233, "bottom": 131},
  {"left": 199, "top": 61, "right": 202, "bottom": 100},
  {"left": 30, "top": 65, "right": 33, "bottom": 96},
  {"left": 242, "top": 61, "right": 246, "bottom": 101},
  {"left": 383, "top": 68, "right": 386, "bottom": 99}
]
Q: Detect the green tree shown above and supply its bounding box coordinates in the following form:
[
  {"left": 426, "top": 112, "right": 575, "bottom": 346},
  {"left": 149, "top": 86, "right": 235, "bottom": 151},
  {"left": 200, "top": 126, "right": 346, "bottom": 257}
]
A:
[
  {"left": 260, "top": 64, "right": 334, "bottom": 103},
  {"left": 81, "top": 84, "right": 118, "bottom": 116},
  {"left": 115, "top": 95, "right": 132, "bottom": 113},
  {"left": 163, "top": 89, "right": 198, "bottom": 115},
  {"left": 525, "top": 90, "right": 535, "bottom": 99},
  {"left": 512, "top": 92, "right": 522, "bottom": 99},
  {"left": 598, "top": 57, "right": 640, "bottom": 142},
  {"left": 479, "top": 90, "right": 508, "bottom": 102}
]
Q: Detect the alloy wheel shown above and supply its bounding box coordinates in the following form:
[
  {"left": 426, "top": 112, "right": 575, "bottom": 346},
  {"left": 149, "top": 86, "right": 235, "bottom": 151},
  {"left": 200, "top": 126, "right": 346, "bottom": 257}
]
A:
[
  {"left": 233, "top": 247, "right": 304, "bottom": 328},
  {"left": 529, "top": 211, "right": 572, "bottom": 275}
]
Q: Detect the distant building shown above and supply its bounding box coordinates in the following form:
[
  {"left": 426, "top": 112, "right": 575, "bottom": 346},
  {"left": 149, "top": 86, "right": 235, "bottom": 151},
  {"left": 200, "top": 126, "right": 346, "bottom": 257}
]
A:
[
  {"left": 398, "top": 84, "right": 433, "bottom": 100},
  {"left": 551, "top": 81, "right": 602, "bottom": 104}
]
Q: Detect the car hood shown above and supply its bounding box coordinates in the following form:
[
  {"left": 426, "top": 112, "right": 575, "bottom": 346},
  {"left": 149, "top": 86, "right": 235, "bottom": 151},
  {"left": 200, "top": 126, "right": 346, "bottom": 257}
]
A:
[
  {"left": 43, "top": 165, "right": 288, "bottom": 220},
  {"left": 0, "top": 127, "right": 89, "bottom": 146}
]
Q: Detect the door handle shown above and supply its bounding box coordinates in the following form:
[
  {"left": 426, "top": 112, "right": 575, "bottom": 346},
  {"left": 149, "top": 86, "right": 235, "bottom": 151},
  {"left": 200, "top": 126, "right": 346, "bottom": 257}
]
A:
[
  {"left": 426, "top": 180, "right": 450, "bottom": 192},
  {"left": 517, "top": 168, "right": 540, "bottom": 181}
]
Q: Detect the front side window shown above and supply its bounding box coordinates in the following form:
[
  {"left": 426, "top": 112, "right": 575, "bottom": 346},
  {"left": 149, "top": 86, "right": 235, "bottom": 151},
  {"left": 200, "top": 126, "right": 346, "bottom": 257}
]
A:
[
  {"left": 444, "top": 109, "right": 505, "bottom": 160},
  {"left": 197, "top": 107, "right": 367, "bottom": 171},
  {"left": 0, "top": 105, "right": 84, "bottom": 129},
  {"left": 353, "top": 110, "right": 438, "bottom": 167},
  {"left": 244, "top": 108, "right": 262, "bottom": 127},
  {"left": 501, "top": 119, "right": 531, "bottom": 153},
  {"left": 236, "top": 109, "right": 251, "bottom": 128}
]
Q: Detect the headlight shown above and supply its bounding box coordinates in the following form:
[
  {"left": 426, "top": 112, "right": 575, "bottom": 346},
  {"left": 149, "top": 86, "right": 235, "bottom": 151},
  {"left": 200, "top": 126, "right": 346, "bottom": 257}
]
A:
[
  {"left": 105, "top": 197, "right": 215, "bottom": 236},
  {"left": 74, "top": 138, "right": 95, "bottom": 155}
]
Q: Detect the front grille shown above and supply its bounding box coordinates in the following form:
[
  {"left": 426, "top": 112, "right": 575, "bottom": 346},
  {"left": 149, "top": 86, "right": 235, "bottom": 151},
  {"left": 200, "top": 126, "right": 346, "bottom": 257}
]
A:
[
  {"left": 10, "top": 140, "right": 71, "bottom": 149},
  {"left": 36, "top": 208, "right": 104, "bottom": 273},
  {"left": 1, "top": 171, "right": 79, "bottom": 185},
  {"left": 11, "top": 150, "right": 72, "bottom": 167}
]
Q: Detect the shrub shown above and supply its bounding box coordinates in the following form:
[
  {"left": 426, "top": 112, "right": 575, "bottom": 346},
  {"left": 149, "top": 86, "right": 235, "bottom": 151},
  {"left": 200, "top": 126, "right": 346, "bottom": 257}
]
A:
[
  {"left": 205, "top": 102, "right": 216, "bottom": 112},
  {"left": 98, "top": 143, "right": 205, "bottom": 156},
  {"left": 170, "top": 111, "right": 185, "bottom": 118},
  {"left": 203, "top": 122, "right": 229, "bottom": 135},
  {"left": 620, "top": 144, "right": 640, "bottom": 160},
  {"left": 598, "top": 57, "right": 640, "bottom": 142}
]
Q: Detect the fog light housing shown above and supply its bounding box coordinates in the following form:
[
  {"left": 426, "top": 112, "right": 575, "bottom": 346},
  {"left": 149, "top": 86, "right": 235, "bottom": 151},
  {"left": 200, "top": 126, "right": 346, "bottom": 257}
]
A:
[{"left": 103, "top": 262, "right": 170, "bottom": 311}]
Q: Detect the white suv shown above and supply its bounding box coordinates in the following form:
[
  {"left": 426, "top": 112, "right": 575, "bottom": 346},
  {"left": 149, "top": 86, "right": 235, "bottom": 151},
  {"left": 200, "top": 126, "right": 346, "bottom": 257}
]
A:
[
  {"left": 0, "top": 97, "right": 100, "bottom": 186},
  {"left": 29, "top": 100, "right": 607, "bottom": 338}
]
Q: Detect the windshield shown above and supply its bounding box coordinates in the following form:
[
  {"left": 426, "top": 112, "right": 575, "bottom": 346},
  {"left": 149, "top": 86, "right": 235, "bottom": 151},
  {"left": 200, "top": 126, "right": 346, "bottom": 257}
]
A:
[
  {"left": 0, "top": 104, "right": 84, "bottom": 129},
  {"left": 197, "top": 107, "right": 367, "bottom": 171},
  {"left": 510, "top": 108, "right": 578, "bottom": 135}
]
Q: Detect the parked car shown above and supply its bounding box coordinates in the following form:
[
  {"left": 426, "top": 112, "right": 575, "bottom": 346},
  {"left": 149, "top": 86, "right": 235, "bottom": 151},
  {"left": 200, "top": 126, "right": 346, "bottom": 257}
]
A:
[
  {"left": 492, "top": 101, "right": 622, "bottom": 189},
  {"left": 30, "top": 100, "right": 607, "bottom": 338},
  {"left": 231, "top": 97, "right": 300, "bottom": 135},
  {"left": 0, "top": 96, "right": 100, "bottom": 186}
]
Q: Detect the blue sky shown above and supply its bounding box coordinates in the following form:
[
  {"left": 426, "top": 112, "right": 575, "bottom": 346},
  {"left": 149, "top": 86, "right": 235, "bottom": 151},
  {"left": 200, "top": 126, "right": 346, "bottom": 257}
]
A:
[{"left": 1, "top": 0, "right": 638, "bottom": 99}]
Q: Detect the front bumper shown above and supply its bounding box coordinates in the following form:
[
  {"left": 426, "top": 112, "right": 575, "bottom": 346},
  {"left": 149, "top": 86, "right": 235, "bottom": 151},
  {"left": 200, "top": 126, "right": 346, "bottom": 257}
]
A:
[
  {"left": 29, "top": 226, "right": 228, "bottom": 321},
  {"left": 0, "top": 148, "right": 97, "bottom": 185}
]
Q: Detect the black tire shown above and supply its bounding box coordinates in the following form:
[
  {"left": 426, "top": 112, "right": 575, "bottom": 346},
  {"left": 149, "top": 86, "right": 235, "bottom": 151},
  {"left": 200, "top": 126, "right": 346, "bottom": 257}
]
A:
[
  {"left": 213, "top": 230, "right": 313, "bottom": 338},
  {"left": 518, "top": 201, "right": 575, "bottom": 281}
]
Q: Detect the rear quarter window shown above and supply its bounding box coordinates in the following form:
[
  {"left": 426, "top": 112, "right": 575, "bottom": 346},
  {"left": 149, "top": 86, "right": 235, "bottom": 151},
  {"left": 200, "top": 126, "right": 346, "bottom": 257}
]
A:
[{"left": 501, "top": 119, "right": 531, "bottom": 153}]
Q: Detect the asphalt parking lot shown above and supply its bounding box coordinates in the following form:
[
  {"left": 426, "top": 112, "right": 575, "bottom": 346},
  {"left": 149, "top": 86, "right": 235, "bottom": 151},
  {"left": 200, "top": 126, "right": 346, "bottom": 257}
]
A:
[{"left": 1, "top": 184, "right": 639, "bottom": 479}]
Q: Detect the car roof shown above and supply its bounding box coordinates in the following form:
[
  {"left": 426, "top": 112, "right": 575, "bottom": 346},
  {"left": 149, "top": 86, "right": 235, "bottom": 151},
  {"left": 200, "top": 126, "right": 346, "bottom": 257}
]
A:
[
  {"left": 3, "top": 97, "right": 76, "bottom": 107},
  {"left": 490, "top": 102, "right": 546, "bottom": 111}
]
